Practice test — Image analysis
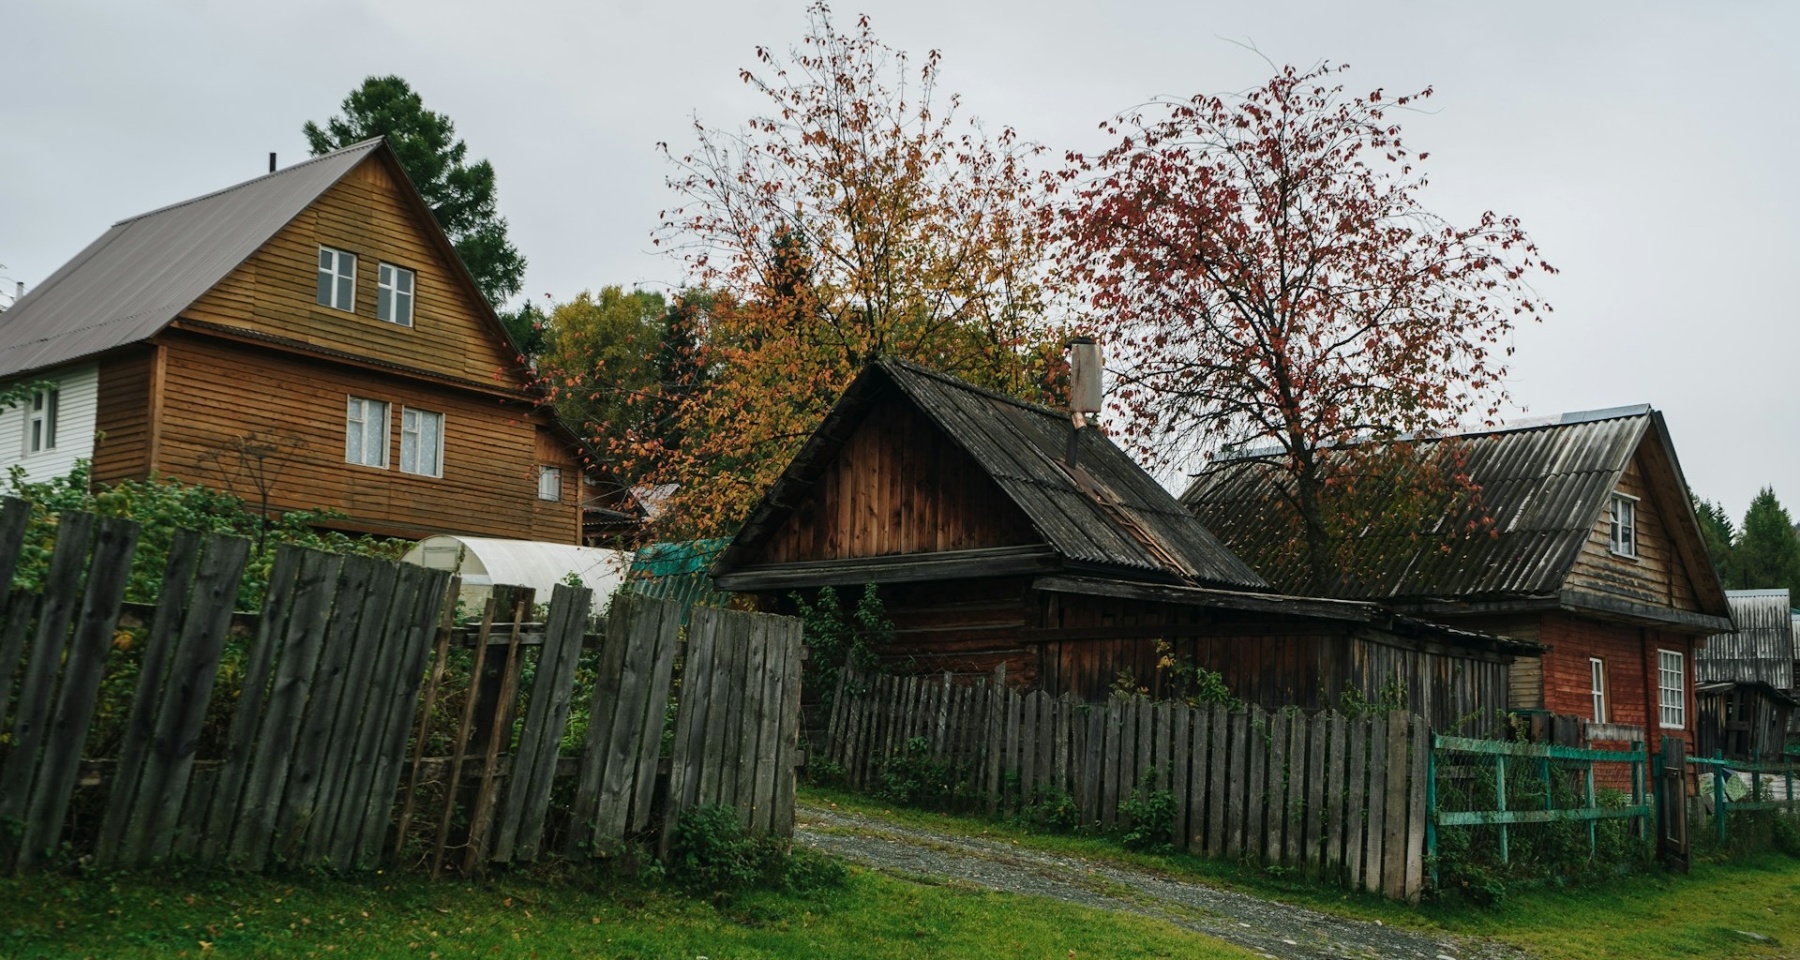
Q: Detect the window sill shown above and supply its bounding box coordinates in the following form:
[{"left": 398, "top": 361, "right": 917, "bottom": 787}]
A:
[
  {"left": 344, "top": 460, "right": 390, "bottom": 471},
  {"left": 1608, "top": 549, "right": 1639, "bottom": 562}
]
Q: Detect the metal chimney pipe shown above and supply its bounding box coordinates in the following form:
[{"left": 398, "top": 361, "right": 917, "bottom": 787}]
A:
[
  {"left": 1066, "top": 335, "right": 1102, "bottom": 467},
  {"left": 13, "top": 281, "right": 21, "bottom": 306},
  {"left": 269, "top": 152, "right": 277, "bottom": 174}
]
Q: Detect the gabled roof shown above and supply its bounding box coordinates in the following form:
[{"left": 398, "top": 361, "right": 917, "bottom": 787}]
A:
[
  {"left": 1182, "top": 406, "right": 1729, "bottom": 617},
  {"left": 714, "top": 358, "right": 1268, "bottom": 590},
  {"left": 1699, "top": 589, "right": 1795, "bottom": 688},
  {"left": 0, "top": 138, "right": 522, "bottom": 381}
]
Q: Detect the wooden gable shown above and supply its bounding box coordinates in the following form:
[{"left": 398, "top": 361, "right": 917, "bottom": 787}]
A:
[
  {"left": 1564, "top": 440, "right": 1710, "bottom": 613},
  {"left": 757, "top": 393, "right": 1039, "bottom": 565},
  {"left": 180, "top": 152, "right": 523, "bottom": 389}
]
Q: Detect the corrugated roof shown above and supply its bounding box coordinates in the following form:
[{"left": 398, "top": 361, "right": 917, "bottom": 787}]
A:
[
  {"left": 1699, "top": 590, "right": 1796, "bottom": 688},
  {"left": 717, "top": 358, "right": 1267, "bottom": 590},
  {"left": 1183, "top": 407, "right": 1721, "bottom": 605},
  {"left": 0, "top": 140, "right": 384, "bottom": 379}
]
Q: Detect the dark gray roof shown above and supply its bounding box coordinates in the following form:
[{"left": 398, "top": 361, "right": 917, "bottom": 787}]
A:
[
  {"left": 717, "top": 358, "right": 1268, "bottom": 590},
  {"left": 1183, "top": 406, "right": 1725, "bottom": 609},
  {"left": 1699, "top": 590, "right": 1795, "bottom": 688},
  {"left": 0, "top": 140, "right": 384, "bottom": 379}
]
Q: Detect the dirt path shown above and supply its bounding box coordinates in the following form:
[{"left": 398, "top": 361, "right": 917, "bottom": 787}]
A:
[{"left": 795, "top": 803, "right": 1530, "bottom": 960}]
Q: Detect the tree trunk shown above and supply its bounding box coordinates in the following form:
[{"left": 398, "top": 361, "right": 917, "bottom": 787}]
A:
[{"left": 1292, "top": 450, "right": 1333, "bottom": 595}]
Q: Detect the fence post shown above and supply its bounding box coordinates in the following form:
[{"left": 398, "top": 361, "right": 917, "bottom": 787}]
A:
[
  {"left": 1656, "top": 736, "right": 1688, "bottom": 873},
  {"left": 1495, "top": 754, "right": 1509, "bottom": 865},
  {"left": 1425, "top": 736, "right": 1437, "bottom": 889},
  {"left": 1713, "top": 749, "right": 1727, "bottom": 845}
]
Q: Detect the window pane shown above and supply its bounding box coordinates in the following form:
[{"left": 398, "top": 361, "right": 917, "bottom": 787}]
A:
[
  {"left": 398, "top": 269, "right": 413, "bottom": 295},
  {"left": 44, "top": 391, "right": 56, "bottom": 448},
  {"left": 337, "top": 274, "right": 353, "bottom": 311},
  {"left": 317, "top": 267, "right": 333, "bottom": 306},
  {"left": 378, "top": 285, "right": 392, "bottom": 322},
  {"left": 396, "top": 287, "right": 412, "bottom": 325},
  {"left": 320, "top": 248, "right": 332, "bottom": 270},
  {"left": 423, "top": 412, "right": 440, "bottom": 474}
]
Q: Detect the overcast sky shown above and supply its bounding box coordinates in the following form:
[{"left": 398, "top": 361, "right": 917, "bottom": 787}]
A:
[{"left": 3, "top": 1, "right": 1795, "bottom": 521}]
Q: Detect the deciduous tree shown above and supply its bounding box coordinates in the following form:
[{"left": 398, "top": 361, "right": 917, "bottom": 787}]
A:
[
  {"left": 305, "top": 76, "right": 527, "bottom": 307},
  {"left": 644, "top": 3, "right": 1064, "bottom": 536},
  {"left": 1057, "top": 62, "right": 1554, "bottom": 591}
]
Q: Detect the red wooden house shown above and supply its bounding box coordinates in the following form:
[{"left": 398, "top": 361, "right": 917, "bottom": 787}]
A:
[{"left": 1184, "top": 406, "right": 1732, "bottom": 749}]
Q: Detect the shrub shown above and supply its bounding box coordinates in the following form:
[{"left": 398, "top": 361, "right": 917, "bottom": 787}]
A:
[
  {"left": 667, "top": 804, "right": 846, "bottom": 898},
  {"left": 1119, "top": 767, "right": 1176, "bottom": 852},
  {"left": 875, "top": 736, "right": 967, "bottom": 810}
]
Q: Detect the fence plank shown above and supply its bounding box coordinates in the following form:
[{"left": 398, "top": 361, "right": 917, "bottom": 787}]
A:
[
  {"left": 1246, "top": 706, "right": 1267, "bottom": 864},
  {"left": 1363, "top": 713, "right": 1388, "bottom": 894},
  {"left": 307, "top": 559, "right": 403, "bottom": 865},
  {"left": 1304, "top": 713, "right": 1327, "bottom": 874},
  {"left": 1324, "top": 712, "right": 1347, "bottom": 879},
  {"left": 1019, "top": 690, "right": 1038, "bottom": 805},
  {"left": 1404, "top": 716, "right": 1428, "bottom": 903},
  {"left": 752, "top": 619, "right": 788, "bottom": 832},
  {"left": 1344, "top": 715, "right": 1369, "bottom": 889},
  {"left": 1208, "top": 705, "right": 1228, "bottom": 857},
  {"left": 1382, "top": 712, "right": 1411, "bottom": 899},
  {"left": 1082, "top": 703, "right": 1102, "bottom": 825},
  {"left": 0, "top": 590, "right": 39, "bottom": 741},
  {"left": 14, "top": 516, "right": 139, "bottom": 871},
  {"left": 464, "top": 589, "right": 532, "bottom": 873},
  {"left": 663, "top": 604, "right": 721, "bottom": 854},
  {"left": 1225, "top": 710, "right": 1246, "bottom": 858},
  {"left": 1101, "top": 697, "right": 1123, "bottom": 828},
  {"left": 392, "top": 574, "right": 458, "bottom": 866},
  {"left": 628, "top": 599, "right": 680, "bottom": 834},
  {"left": 98, "top": 529, "right": 205, "bottom": 866},
  {"left": 1265, "top": 709, "right": 1287, "bottom": 863},
  {"left": 353, "top": 567, "right": 452, "bottom": 868},
  {"left": 201, "top": 545, "right": 303, "bottom": 863},
  {"left": 496, "top": 583, "right": 591, "bottom": 863},
  {"left": 1286, "top": 710, "right": 1307, "bottom": 867},
  {"left": 1170, "top": 704, "right": 1189, "bottom": 847},
  {"left": 234, "top": 550, "right": 344, "bottom": 869},
  {"left": 0, "top": 510, "right": 97, "bottom": 871},
  {"left": 0, "top": 499, "right": 32, "bottom": 597},
  {"left": 770, "top": 617, "right": 804, "bottom": 838},
  {"left": 591, "top": 592, "right": 666, "bottom": 842},
  {"left": 129, "top": 535, "right": 250, "bottom": 865},
  {"left": 1188, "top": 706, "right": 1210, "bottom": 852}
]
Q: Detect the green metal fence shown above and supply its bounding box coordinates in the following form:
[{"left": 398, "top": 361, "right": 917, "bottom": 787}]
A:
[
  {"left": 1687, "top": 752, "right": 1800, "bottom": 843},
  {"left": 1430, "top": 735, "right": 1650, "bottom": 883}
]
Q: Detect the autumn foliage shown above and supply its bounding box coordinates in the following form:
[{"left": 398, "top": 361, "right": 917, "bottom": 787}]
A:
[
  {"left": 1056, "top": 62, "right": 1554, "bottom": 590},
  {"left": 627, "top": 3, "right": 1063, "bottom": 536}
]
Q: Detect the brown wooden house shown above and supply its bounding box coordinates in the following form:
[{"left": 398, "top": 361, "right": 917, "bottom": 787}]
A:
[
  {"left": 0, "top": 139, "right": 632, "bottom": 542},
  {"left": 1184, "top": 406, "right": 1732, "bottom": 751},
  {"left": 712, "top": 359, "right": 1537, "bottom": 730}
]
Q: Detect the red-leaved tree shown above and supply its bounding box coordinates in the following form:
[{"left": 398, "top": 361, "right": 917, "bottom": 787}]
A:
[{"left": 1056, "top": 62, "right": 1554, "bottom": 591}]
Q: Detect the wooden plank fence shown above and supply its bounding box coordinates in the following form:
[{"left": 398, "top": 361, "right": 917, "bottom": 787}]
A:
[
  {"left": 0, "top": 504, "right": 805, "bottom": 876},
  {"left": 825, "top": 664, "right": 1431, "bottom": 900}
]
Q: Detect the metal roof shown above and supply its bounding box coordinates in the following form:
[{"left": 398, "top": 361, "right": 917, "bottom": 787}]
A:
[
  {"left": 0, "top": 140, "right": 384, "bottom": 379},
  {"left": 1183, "top": 407, "right": 1725, "bottom": 608},
  {"left": 717, "top": 358, "right": 1268, "bottom": 590},
  {"left": 1699, "top": 590, "right": 1796, "bottom": 688}
]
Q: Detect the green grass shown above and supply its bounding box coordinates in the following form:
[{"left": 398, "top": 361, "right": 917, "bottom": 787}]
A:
[
  {"left": 799, "top": 786, "right": 1800, "bottom": 960},
  {"left": 0, "top": 864, "right": 1258, "bottom": 960}
]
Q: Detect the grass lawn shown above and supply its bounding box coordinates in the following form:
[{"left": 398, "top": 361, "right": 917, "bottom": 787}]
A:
[
  {"left": 799, "top": 787, "right": 1800, "bottom": 960},
  {"left": 0, "top": 863, "right": 1260, "bottom": 960}
]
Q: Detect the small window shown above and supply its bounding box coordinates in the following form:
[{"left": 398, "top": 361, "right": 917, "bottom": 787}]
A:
[
  {"left": 24, "top": 387, "right": 58, "bottom": 455},
  {"left": 1608, "top": 493, "right": 1637, "bottom": 558},
  {"left": 400, "top": 407, "right": 444, "bottom": 477},
  {"left": 1589, "top": 657, "right": 1607, "bottom": 725},
  {"left": 1657, "top": 649, "right": 1685, "bottom": 729},
  {"left": 345, "top": 396, "right": 389, "bottom": 467},
  {"left": 317, "top": 246, "right": 357, "bottom": 312},
  {"left": 378, "top": 263, "right": 415, "bottom": 326},
  {"left": 538, "top": 466, "right": 562, "bottom": 502}
]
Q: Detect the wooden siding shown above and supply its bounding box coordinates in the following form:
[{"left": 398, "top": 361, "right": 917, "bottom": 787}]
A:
[
  {"left": 758, "top": 395, "right": 1038, "bottom": 564},
  {"left": 1567, "top": 453, "right": 1701, "bottom": 612},
  {"left": 0, "top": 362, "right": 99, "bottom": 484},
  {"left": 92, "top": 348, "right": 156, "bottom": 486},
  {"left": 150, "top": 334, "right": 578, "bottom": 542},
  {"left": 181, "top": 154, "right": 523, "bottom": 388}
]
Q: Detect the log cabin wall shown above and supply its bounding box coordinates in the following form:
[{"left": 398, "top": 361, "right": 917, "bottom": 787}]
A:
[
  {"left": 1565, "top": 450, "right": 1703, "bottom": 613},
  {"left": 757, "top": 395, "right": 1038, "bottom": 564},
  {"left": 147, "top": 332, "right": 579, "bottom": 542}
]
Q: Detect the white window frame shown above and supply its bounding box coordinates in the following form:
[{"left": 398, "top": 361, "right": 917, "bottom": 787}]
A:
[
  {"left": 538, "top": 465, "right": 562, "bottom": 502},
  {"left": 345, "top": 396, "right": 389, "bottom": 468},
  {"left": 399, "top": 407, "right": 444, "bottom": 478},
  {"left": 1657, "top": 649, "right": 1685, "bottom": 729},
  {"left": 318, "top": 246, "right": 357, "bottom": 312},
  {"left": 24, "top": 386, "right": 58, "bottom": 456},
  {"left": 1609, "top": 493, "right": 1638, "bottom": 558},
  {"left": 377, "top": 262, "right": 415, "bottom": 327},
  {"left": 1589, "top": 657, "right": 1607, "bottom": 725}
]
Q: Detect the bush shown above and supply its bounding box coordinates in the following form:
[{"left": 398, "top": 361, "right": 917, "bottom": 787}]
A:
[
  {"left": 874, "top": 736, "right": 969, "bottom": 810},
  {"left": 1118, "top": 767, "right": 1176, "bottom": 852},
  {"left": 667, "top": 804, "right": 845, "bottom": 898}
]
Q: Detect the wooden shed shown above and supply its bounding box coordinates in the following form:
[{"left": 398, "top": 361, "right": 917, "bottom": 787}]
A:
[
  {"left": 1695, "top": 681, "right": 1797, "bottom": 761},
  {"left": 712, "top": 359, "right": 1537, "bottom": 731}
]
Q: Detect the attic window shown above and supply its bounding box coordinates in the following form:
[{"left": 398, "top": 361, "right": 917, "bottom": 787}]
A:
[
  {"left": 378, "top": 263, "right": 415, "bottom": 326},
  {"left": 1608, "top": 493, "right": 1638, "bottom": 558},
  {"left": 317, "top": 246, "right": 356, "bottom": 312}
]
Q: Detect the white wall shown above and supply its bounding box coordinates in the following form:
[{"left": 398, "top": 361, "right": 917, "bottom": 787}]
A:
[{"left": 0, "top": 363, "right": 99, "bottom": 485}]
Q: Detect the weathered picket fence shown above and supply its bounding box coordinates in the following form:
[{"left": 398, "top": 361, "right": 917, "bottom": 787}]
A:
[
  {"left": 0, "top": 503, "right": 804, "bottom": 875},
  {"left": 824, "top": 665, "right": 1431, "bottom": 901}
]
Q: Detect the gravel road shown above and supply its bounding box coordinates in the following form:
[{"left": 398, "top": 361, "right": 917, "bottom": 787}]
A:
[{"left": 795, "top": 803, "right": 1532, "bottom": 960}]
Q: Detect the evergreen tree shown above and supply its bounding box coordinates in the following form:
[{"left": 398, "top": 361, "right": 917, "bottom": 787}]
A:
[
  {"left": 305, "top": 76, "right": 526, "bottom": 307},
  {"left": 1692, "top": 494, "right": 1737, "bottom": 585},
  {"left": 1734, "top": 487, "right": 1800, "bottom": 595}
]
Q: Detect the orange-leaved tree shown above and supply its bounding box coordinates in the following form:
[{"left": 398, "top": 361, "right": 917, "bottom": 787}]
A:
[
  {"left": 1055, "top": 62, "right": 1554, "bottom": 592},
  {"left": 638, "top": 2, "right": 1064, "bottom": 537}
]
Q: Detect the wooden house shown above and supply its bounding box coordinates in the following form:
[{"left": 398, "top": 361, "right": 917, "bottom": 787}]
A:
[
  {"left": 1694, "top": 590, "right": 1798, "bottom": 760},
  {"left": 1184, "top": 406, "right": 1732, "bottom": 750},
  {"left": 711, "top": 359, "right": 1537, "bottom": 730},
  {"left": 0, "top": 139, "right": 632, "bottom": 542}
]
